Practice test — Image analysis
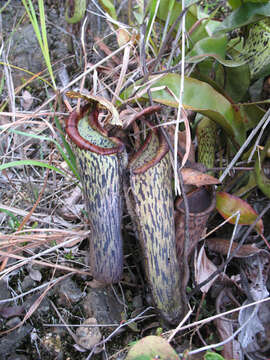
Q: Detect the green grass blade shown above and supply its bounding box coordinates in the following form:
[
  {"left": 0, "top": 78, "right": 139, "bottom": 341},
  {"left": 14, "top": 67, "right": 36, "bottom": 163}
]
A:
[
  {"left": 0, "top": 159, "right": 66, "bottom": 176},
  {"left": 22, "top": 0, "right": 56, "bottom": 89},
  {"left": 38, "top": 0, "right": 56, "bottom": 88},
  {"left": 54, "top": 116, "right": 78, "bottom": 171},
  {"left": 1, "top": 126, "right": 80, "bottom": 180}
]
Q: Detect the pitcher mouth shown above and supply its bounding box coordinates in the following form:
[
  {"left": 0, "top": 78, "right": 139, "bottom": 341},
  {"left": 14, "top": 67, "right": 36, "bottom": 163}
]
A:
[
  {"left": 65, "top": 103, "right": 125, "bottom": 155},
  {"left": 175, "top": 186, "right": 216, "bottom": 216}
]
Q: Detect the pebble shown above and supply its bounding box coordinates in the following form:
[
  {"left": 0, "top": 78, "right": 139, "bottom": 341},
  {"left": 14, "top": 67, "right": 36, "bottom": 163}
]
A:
[
  {"left": 82, "top": 287, "right": 123, "bottom": 326},
  {"left": 7, "top": 356, "right": 29, "bottom": 360},
  {"left": 0, "top": 324, "right": 32, "bottom": 360},
  {"left": 57, "top": 277, "right": 85, "bottom": 306},
  {"left": 21, "top": 276, "right": 36, "bottom": 292},
  {"left": 76, "top": 317, "right": 102, "bottom": 350},
  {"left": 132, "top": 294, "right": 143, "bottom": 309},
  {"left": 5, "top": 316, "right": 21, "bottom": 329},
  {"left": 0, "top": 280, "right": 11, "bottom": 304}
]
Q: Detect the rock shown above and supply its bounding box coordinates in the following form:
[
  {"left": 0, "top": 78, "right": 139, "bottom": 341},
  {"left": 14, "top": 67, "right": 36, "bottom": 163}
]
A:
[
  {"left": 82, "top": 287, "right": 123, "bottom": 326},
  {"left": 24, "top": 293, "right": 50, "bottom": 315},
  {"left": 21, "top": 276, "right": 36, "bottom": 292},
  {"left": 133, "top": 294, "right": 143, "bottom": 309},
  {"left": 5, "top": 316, "right": 21, "bottom": 329},
  {"left": 76, "top": 318, "right": 102, "bottom": 350},
  {"left": 0, "top": 324, "right": 32, "bottom": 360},
  {"left": 57, "top": 277, "right": 85, "bottom": 306},
  {"left": 7, "top": 355, "right": 29, "bottom": 360},
  {"left": 0, "top": 280, "right": 11, "bottom": 304}
]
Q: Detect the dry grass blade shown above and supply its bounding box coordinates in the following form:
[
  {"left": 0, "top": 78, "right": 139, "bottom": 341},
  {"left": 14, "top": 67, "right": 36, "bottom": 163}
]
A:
[
  {"left": 112, "top": 41, "right": 131, "bottom": 104},
  {"left": 0, "top": 235, "right": 91, "bottom": 279},
  {"left": 0, "top": 158, "right": 50, "bottom": 271},
  {"left": 173, "top": 1, "right": 187, "bottom": 195},
  {"left": 219, "top": 108, "right": 270, "bottom": 182},
  {"left": 0, "top": 250, "right": 91, "bottom": 277}
]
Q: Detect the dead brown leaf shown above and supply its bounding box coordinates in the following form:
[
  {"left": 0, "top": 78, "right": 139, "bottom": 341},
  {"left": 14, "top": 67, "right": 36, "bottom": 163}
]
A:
[
  {"left": 206, "top": 237, "right": 262, "bottom": 258},
  {"left": 194, "top": 245, "right": 218, "bottom": 293},
  {"left": 181, "top": 167, "right": 220, "bottom": 186}
]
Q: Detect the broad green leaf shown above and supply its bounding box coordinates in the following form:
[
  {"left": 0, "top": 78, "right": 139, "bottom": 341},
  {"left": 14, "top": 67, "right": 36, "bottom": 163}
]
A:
[
  {"left": 223, "top": 64, "right": 250, "bottom": 102},
  {"left": 98, "top": 0, "right": 117, "bottom": 20},
  {"left": 156, "top": 0, "right": 208, "bottom": 43},
  {"left": 216, "top": 191, "right": 264, "bottom": 234},
  {"left": 126, "top": 336, "right": 178, "bottom": 360},
  {"left": 228, "top": 0, "right": 269, "bottom": 9},
  {"left": 205, "top": 351, "right": 225, "bottom": 360},
  {"left": 133, "top": 0, "right": 144, "bottom": 25},
  {"left": 121, "top": 73, "right": 246, "bottom": 146},
  {"left": 187, "top": 35, "right": 246, "bottom": 67},
  {"left": 227, "top": 0, "right": 242, "bottom": 9},
  {"left": 147, "top": 0, "right": 159, "bottom": 36},
  {"left": 215, "top": 3, "right": 270, "bottom": 33},
  {"left": 193, "top": 59, "right": 250, "bottom": 103},
  {"left": 254, "top": 136, "right": 270, "bottom": 198},
  {"left": 239, "top": 104, "right": 266, "bottom": 130},
  {"left": 0, "top": 160, "right": 66, "bottom": 177}
]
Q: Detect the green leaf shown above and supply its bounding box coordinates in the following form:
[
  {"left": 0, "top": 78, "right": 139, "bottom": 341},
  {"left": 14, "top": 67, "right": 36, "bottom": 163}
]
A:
[
  {"left": 126, "top": 336, "right": 179, "bottom": 360},
  {"left": 98, "top": 0, "right": 117, "bottom": 20},
  {"left": 0, "top": 160, "right": 66, "bottom": 177},
  {"left": 215, "top": 3, "right": 270, "bottom": 33},
  {"left": 222, "top": 64, "right": 251, "bottom": 102},
  {"left": 227, "top": 0, "right": 242, "bottom": 9},
  {"left": 2, "top": 126, "right": 80, "bottom": 180},
  {"left": 228, "top": 0, "right": 269, "bottom": 10},
  {"left": 238, "top": 104, "right": 266, "bottom": 130},
  {"left": 156, "top": 0, "right": 208, "bottom": 43},
  {"left": 216, "top": 191, "right": 264, "bottom": 234},
  {"left": 121, "top": 73, "right": 246, "bottom": 146},
  {"left": 187, "top": 35, "right": 246, "bottom": 67},
  {"left": 204, "top": 351, "right": 225, "bottom": 360},
  {"left": 0, "top": 208, "right": 20, "bottom": 223},
  {"left": 254, "top": 136, "right": 270, "bottom": 198}
]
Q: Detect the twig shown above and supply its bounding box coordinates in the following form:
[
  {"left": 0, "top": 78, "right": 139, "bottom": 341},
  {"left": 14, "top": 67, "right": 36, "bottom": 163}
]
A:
[
  {"left": 85, "top": 307, "right": 154, "bottom": 359},
  {"left": 165, "top": 296, "right": 270, "bottom": 337},
  {"left": 189, "top": 201, "right": 270, "bottom": 298},
  {"left": 0, "top": 277, "right": 63, "bottom": 304},
  {"left": 50, "top": 299, "right": 79, "bottom": 344},
  {"left": 219, "top": 108, "right": 270, "bottom": 183},
  {"left": 0, "top": 236, "right": 91, "bottom": 279},
  {"left": 185, "top": 302, "right": 260, "bottom": 356}
]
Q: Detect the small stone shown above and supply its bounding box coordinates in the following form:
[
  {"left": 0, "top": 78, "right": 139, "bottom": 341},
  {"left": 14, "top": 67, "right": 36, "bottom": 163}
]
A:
[
  {"left": 0, "top": 280, "right": 11, "bottom": 303},
  {"left": 21, "top": 276, "right": 36, "bottom": 292},
  {"left": 5, "top": 317, "right": 21, "bottom": 329},
  {"left": 0, "top": 324, "right": 32, "bottom": 360},
  {"left": 132, "top": 295, "right": 143, "bottom": 309},
  {"left": 57, "top": 278, "right": 85, "bottom": 306},
  {"left": 76, "top": 318, "right": 102, "bottom": 350},
  {"left": 82, "top": 287, "right": 123, "bottom": 326},
  {"left": 24, "top": 293, "right": 50, "bottom": 315},
  {"left": 7, "top": 355, "right": 28, "bottom": 360}
]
